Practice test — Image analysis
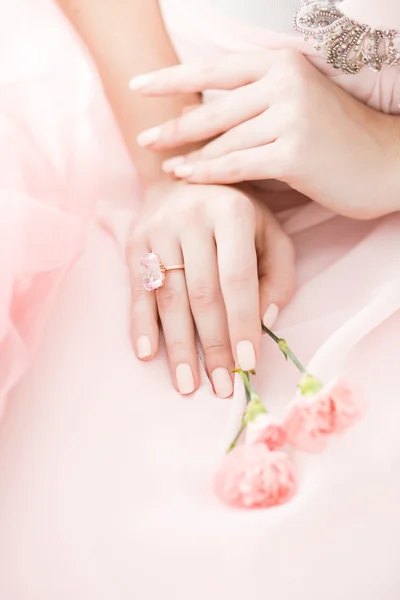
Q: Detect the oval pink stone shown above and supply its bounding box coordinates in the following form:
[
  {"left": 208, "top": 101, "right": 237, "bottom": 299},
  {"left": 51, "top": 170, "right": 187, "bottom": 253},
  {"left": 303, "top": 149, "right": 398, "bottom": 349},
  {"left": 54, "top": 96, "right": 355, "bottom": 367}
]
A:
[{"left": 140, "top": 253, "right": 165, "bottom": 291}]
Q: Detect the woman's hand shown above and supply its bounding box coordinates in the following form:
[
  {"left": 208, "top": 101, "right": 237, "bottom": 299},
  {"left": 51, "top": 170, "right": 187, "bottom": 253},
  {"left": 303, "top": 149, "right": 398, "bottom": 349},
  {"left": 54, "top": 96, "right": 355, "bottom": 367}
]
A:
[
  {"left": 130, "top": 50, "right": 400, "bottom": 219},
  {"left": 128, "top": 180, "right": 294, "bottom": 397}
]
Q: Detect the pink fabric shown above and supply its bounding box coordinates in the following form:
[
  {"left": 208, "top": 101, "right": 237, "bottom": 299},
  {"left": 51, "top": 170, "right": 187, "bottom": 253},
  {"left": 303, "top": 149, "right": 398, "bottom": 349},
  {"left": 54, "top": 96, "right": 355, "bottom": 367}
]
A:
[
  {"left": 1, "top": 0, "right": 400, "bottom": 598},
  {"left": 0, "top": 0, "right": 112, "bottom": 417},
  {"left": 340, "top": 0, "right": 400, "bottom": 30}
]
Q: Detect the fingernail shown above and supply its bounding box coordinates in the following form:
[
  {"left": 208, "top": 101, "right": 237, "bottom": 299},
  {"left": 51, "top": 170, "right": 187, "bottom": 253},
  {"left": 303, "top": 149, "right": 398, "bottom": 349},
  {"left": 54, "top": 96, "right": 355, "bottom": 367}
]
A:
[
  {"left": 174, "top": 164, "right": 194, "bottom": 178},
  {"left": 176, "top": 363, "right": 195, "bottom": 395},
  {"left": 212, "top": 368, "right": 233, "bottom": 399},
  {"left": 129, "top": 73, "right": 154, "bottom": 91},
  {"left": 236, "top": 341, "right": 256, "bottom": 371},
  {"left": 137, "top": 126, "right": 162, "bottom": 147},
  {"left": 137, "top": 335, "right": 152, "bottom": 359},
  {"left": 263, "top": 303, "right": 279, "bottom": 329},
  {"left": 162, "top": 156, "right": 185, "bottom": 173}
]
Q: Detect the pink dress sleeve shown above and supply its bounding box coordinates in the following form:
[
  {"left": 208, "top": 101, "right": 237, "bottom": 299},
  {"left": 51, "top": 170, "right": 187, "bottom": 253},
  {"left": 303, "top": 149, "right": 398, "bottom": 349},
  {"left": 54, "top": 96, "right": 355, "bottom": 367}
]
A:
[{"left": 340, "top": 0, "right": 400, "bottom": 30}]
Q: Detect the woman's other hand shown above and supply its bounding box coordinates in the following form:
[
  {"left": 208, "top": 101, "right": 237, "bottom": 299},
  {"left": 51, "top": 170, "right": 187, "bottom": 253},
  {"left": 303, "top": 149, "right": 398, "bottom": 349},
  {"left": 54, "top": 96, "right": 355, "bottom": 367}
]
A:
[{"left": 131, "top": 50, "right": 400, "bottom": 219}]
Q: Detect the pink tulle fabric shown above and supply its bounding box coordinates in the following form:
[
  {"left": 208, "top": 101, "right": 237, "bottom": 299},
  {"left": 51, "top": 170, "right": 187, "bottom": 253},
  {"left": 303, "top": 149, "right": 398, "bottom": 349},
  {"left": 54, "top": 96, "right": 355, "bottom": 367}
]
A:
[
  {"left": 0, "top": 0, "right": 110, "bottom": 416},
  {"left": 1, "top": 0, "right": 400, "bottom": 598}
]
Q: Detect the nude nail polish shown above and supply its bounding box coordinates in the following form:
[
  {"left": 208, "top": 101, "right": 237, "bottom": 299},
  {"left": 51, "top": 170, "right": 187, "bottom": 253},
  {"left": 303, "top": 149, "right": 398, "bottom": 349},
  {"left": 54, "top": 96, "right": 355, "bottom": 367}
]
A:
[
  {"left": 137, "top": 335, "right": 151, "bottom": 359},
  {"left": 212, "top": 368, "right": 233, "bottom": 398},
  {"left": 263, "top": 303, "right": 279, "bottom": 330},
  {"left": 236, "top": 341, "right": 256, "bottom": 371},
  {"left": 176, "top": 363, "right": 195, "bottom": 395},
  {"left": 137, "top": 126, "right": 162, "bottom": 147}
]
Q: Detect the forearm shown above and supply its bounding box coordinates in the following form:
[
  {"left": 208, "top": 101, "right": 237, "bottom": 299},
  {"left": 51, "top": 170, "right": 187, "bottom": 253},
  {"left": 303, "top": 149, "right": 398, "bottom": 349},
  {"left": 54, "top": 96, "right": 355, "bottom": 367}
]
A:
[{"left": 56, "top": 0, "right": 200, "bottom": 187}]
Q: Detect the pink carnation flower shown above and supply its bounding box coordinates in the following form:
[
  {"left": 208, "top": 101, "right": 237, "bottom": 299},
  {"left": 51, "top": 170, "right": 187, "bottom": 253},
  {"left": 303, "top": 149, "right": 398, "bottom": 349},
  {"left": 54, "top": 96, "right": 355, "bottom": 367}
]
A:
[
  {"left": 246, "top": 414, "right": 287, "bottom": 450},
  {"left": 214, "top": 444, "right": 296, "bottom": 509},
  {"left": 284, "top": 378, "right": 366, "bottom": 453}
]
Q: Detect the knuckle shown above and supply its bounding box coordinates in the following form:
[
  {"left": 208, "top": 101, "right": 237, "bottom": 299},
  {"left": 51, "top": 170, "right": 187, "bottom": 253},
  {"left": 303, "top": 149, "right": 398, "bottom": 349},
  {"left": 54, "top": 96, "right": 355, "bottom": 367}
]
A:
[
  {"left": 179, "top": 197, "right": 203, "bottom": 227},
  {"left": 230, "top": 192, "right": 256, "bottom": 221},
  {"left": 223, "top": 155, "right": 245, "bottom": 181},
  {"left": 214, "top": 190, "right": 255, "bottom": 223},
  {"left": 189, "top": 282, "right": 217, "bottom": 310},
  {"left": 147, "top": 208, "right": 176, "bottom": 235},
  {"left": 167, "top": 339, "right": 187, "bottom": 357},
  {"left": 206, "top": 155, "right": 248, "bottom": 185},
  {"left": 202, "top": 339, "right": 229, "bottom": 358},
  {"left": 166, "top": 117, "right": 186, "bottom": 142},
  {"left": 270, "top": 64, "right": 307, "bottom": 99},
  {"left": 130, "top": 279, "right": 147, "bottom": 300},
  {"left": 204, "top": 109, "right": 223, "bottom": 133},
  {"left": 197, "top": 164, "right": 216, "bottom": 184},
  {"left": 157, "top": 285, "right": 182, "bottom": 311},
  {"left": 224, "top": 264, "right": 254, "bottom": 290},
  {"left": 210, "top": 132, "right": 235, "bottom": 157}
]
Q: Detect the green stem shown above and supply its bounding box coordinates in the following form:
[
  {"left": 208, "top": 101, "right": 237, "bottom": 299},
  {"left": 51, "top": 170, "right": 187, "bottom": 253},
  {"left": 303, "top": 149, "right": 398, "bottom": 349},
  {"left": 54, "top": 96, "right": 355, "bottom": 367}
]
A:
[
  {"left": 262, "top": 323, "right": 307, "bottom": 374},
  {"left": 262, "top": 325, "right": 280, "bottom": 344},
  {"left": 235, "top": 369, "right": 254, "bottom": 404},
  {"left": 226, "top": 421, "right": 246, "bottom": 453}
]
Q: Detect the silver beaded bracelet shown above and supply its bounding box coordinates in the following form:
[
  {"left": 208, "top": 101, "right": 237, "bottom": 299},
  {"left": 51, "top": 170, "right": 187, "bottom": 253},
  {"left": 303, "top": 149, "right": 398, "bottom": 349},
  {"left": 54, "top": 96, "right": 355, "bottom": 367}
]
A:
[{"left": 294, "top": 0, "right": 400, "bottom": 74}]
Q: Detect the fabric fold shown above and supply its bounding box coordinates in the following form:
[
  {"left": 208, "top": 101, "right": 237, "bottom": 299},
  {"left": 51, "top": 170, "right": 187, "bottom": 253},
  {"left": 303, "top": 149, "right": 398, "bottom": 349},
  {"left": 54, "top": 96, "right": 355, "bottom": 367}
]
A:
[{"left": 0, "top": 193, "right": 85, "bottom": 416}]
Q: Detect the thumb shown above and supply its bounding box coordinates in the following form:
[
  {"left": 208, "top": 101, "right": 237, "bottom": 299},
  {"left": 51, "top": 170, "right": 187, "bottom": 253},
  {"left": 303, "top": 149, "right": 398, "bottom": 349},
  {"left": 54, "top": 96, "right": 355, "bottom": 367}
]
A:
[{"left": 258, "top": 226, "right": 296, "bottom": 331}]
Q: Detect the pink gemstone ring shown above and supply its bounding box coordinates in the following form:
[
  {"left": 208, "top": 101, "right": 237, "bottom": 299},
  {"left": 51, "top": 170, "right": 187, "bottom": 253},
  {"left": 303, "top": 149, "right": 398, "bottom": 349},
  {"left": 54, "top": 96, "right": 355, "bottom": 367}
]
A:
[{"left": 140, "top": 252, "right": 185, "bottom": 291}]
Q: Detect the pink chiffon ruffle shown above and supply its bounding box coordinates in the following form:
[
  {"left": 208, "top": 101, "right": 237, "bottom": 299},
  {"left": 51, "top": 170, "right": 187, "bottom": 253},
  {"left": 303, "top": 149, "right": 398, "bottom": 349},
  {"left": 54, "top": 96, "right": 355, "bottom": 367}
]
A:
[{"left": 0, "top": 0, "right": 120, "bottom": 415}]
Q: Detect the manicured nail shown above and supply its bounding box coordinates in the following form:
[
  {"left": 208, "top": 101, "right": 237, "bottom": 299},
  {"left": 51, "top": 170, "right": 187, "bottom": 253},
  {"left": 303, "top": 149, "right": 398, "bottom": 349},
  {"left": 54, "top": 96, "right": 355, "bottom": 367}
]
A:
[
  {"left": 236, "top": 341, "right": 256, "bottom": 371},
  {"left": 129, "top": 73, "right": 154, "bottom": 91},
  {"left": 137, "top": 126, "right": 162, "bottom": 147},
  {"left": 174, "top": 164, "right": 194, "bottom": 178},
  {"left": 137, "top": 335, "right": 152, "bottom": 359},
  {"left": 176, "top": 363, "right": 195, "bottom": 395},
  {"left": 162, "top": 156, "right": 185, "bottom": 173},
  {"left": 263, "top": 303, "right": 279, "bottom": 330},
  {"left": 212, "top": 368, "right": 233, "bottom": 399}
]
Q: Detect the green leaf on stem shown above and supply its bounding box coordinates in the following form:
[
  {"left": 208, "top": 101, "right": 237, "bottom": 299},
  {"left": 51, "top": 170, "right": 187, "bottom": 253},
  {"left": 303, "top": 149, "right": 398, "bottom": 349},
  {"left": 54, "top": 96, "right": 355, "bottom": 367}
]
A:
[{"left": 298, "top": 373, "right": 324, "bottom": 397}]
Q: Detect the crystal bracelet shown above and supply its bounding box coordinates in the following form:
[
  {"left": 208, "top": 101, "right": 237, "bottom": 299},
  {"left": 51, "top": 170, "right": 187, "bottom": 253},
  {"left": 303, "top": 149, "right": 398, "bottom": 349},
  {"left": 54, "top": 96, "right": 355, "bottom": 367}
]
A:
[{"left": 294, "top": 0, "right": 400, "bottom": 74}]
